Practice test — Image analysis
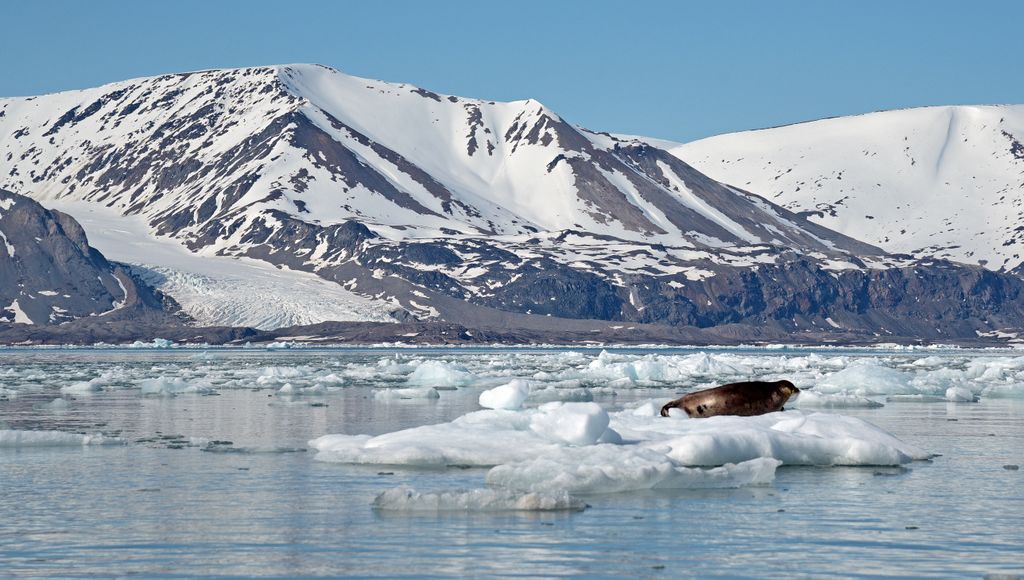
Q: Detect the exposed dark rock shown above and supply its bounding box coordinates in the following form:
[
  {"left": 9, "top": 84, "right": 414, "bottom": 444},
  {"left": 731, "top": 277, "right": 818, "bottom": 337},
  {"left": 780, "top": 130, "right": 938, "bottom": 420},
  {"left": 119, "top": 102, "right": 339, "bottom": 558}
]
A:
[{"left": 0, "top": 189, "right": 185, "bottom": 327}]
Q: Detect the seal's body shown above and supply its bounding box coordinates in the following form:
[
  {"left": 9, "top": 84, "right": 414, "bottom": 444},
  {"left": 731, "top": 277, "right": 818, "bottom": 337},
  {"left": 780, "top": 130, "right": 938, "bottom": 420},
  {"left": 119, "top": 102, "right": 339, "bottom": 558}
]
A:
[{"left": 660, "top": 380, "right": 799, "bottom": 418}]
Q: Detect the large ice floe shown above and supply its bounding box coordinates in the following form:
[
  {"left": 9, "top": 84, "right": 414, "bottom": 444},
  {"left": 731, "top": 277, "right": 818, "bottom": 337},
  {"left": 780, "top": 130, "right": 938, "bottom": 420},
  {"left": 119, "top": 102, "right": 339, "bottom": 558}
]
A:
[{"left": 311, "top": 398, "right": 930, "bottom": 494}]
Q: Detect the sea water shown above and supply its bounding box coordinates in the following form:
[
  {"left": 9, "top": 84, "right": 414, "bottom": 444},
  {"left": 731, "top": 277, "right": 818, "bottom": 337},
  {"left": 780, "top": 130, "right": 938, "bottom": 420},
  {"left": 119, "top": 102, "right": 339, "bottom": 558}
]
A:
[{"left": 1, "top": 347, "right": 1022, "bottom": 577}]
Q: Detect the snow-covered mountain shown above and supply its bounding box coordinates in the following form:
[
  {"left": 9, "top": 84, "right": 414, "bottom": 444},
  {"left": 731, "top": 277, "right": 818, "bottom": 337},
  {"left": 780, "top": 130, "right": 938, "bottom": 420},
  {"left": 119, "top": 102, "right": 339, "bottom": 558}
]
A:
[
  {"left": 2, "top": 65, "right": 1024, "bottom": 342},
  {"left": 0, "top": 64, "right": 872, "bottom": 252},
  {"left": 670, "top": 105, "right": 1024, "bottom": 271}
]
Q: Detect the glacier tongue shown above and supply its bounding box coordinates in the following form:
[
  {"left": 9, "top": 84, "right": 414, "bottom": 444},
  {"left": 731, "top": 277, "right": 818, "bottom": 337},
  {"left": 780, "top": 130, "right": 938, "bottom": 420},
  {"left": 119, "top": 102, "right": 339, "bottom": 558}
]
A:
[{"left": 46, "top": 200, "right": 399, "bottom": 329}]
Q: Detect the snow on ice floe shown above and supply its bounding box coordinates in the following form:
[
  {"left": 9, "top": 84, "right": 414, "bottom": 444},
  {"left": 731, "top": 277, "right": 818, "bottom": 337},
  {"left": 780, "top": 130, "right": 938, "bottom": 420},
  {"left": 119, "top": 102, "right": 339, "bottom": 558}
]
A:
[
  {"left": 310, "top": 400, "right": 929, "bottom": 494},
  {"left": 814, "top": 363, "right": 912, "bottom": 396},
  {"left": 138, "top": 376, "right": 215, "bottom": 396},
  {"left": 60, "top": 369, "right": 129, "bottom": 393},
  {"left": 0, "top": 429, "right": 118, "bottom": 447},
  {"left": 372, "top": 487, "right": 587, "bottom": 512},
  {"left": 479, "top": 379, "right": 531, "bottom": 410},
  {"left": 479, "top": 379, "right": 595, "bottom": 409},
  {"left": 404, "top": 360, "right": 476, "bottom": 388}
]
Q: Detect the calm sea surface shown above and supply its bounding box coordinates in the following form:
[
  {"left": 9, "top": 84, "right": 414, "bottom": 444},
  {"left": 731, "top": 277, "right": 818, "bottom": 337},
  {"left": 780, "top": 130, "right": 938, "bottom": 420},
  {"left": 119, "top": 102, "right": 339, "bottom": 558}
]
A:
[{"left": 1, "top": 347, "right": 1022, "bottom": 578}]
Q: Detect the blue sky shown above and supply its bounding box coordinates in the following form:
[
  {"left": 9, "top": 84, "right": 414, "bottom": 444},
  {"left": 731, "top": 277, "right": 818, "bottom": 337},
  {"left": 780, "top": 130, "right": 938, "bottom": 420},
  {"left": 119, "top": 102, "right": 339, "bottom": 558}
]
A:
[{"left": 2, "top": 1, "right": 1020, "bottom": 142}]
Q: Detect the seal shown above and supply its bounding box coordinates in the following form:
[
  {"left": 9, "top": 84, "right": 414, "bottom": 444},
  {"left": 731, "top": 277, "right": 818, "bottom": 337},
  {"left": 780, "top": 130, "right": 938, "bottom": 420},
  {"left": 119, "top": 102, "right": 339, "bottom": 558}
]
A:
[{"left": 660, "top": 380, "right": 799, "bottom": 418}]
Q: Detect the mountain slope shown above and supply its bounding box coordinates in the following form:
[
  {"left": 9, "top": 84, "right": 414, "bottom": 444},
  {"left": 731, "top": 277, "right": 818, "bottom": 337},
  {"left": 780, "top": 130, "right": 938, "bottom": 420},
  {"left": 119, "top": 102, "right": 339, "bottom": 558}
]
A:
[
  {"left": 2, "top": 67, "right": 1024, "bottom": 341},
  {"left": 0, "top": 64, "right": 878, "bottom": 254},
  {"left": 670, "top": 105, "right": 1024, "bottom": 271}
]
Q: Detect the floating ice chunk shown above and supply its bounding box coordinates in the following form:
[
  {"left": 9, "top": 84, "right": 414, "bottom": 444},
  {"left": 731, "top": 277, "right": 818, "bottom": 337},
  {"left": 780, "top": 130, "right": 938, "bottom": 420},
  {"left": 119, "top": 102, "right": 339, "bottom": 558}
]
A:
[
  {"left": 374, "top": 387, "right": 440, "bottom": 400},
  {"left": 256, "top": 366, "right": 313, "bottom": 386},
  {"left": 128, "top": 338, "right": 173, "bottom": 349},
  {"left": 406, "top": 360, "right": 475, "bottom": 388},
  {"left": 793, "top": 391, "right": 884, "bottom": 409},
  {"left": 138, "top": 376, "right": 214, "bottom": 396},
  {"left": 961, "top": 357, "right": 1024, "bottom": 381},
  {"left": 62, "top": 379, "right": 104, "bottom": 393},
  {"left": 479, "top": 379, "right": 531, "bottom": 410},
  {"left": 372, "top": 487, "right": 586, "bottom": 511},
  {"left": 265, "top": 341, "right": 295, "bottom": 350},
  {"left": 0, "top": 430, "right": 117, "bottom": 447},
  {"left": 487, "top": 448, "right": 780, "bottom": 494},
  {"left": 529, "top": 402, "right": 613, "bottom": 446},
  {"left": 60, "top": 369, "right": 125, "bottom": 393},
  {"left": 277, "top": 383, "right": 298, "bottom": 396},
  {"left": 817, "top": 363, "right": 912, "bottom": 396},
  {"left": 981, "top": 383, "right": 1024, "bottom": 399},
  {"left": 276, "top": 381, "right": 331, "bottom": 396},
  {"left": 944, "top": 386, "right": 978, "bottom": 402},
  {"left": 911, "top": 356, "right": 948, "bottom": 368},
  {"left": 582, "top": 352, "right": 749, "bottom": 384},
  {"left": 315, "top": 373, "right": 345, "bottom": 385}
]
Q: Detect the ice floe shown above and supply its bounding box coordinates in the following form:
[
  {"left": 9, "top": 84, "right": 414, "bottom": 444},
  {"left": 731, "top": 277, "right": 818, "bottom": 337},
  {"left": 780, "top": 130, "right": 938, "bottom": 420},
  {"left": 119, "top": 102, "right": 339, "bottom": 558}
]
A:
[
  {"left": 311, "top": 398, "right": 930, "bottom": 493},
  {"left": 405, "top": 360, "right": 476, "bottom": 388},
  {"left": 138, "top": 376, "right": 215, "bottom": 396},
  {"left": 815, "top": 362, "right": 912, "bottom": 397},
  {"left": 793, "top": 391, "right": 884, "bottom": 409},
  {"left": 128, "top": 338, "right": 174, "bottom": 349},
  {"left": 61, "top": 369, "right": 128, "bottom": 394},
  {"left": 479, "top": 379, "right": 531, "bottom": 410}
]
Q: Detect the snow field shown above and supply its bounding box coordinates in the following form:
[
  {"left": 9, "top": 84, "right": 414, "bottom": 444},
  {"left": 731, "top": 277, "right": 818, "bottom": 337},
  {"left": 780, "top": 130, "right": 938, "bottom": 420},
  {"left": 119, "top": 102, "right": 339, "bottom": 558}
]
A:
[{"left": 671, "top": 105, "right": 1024, "bottom": 269}]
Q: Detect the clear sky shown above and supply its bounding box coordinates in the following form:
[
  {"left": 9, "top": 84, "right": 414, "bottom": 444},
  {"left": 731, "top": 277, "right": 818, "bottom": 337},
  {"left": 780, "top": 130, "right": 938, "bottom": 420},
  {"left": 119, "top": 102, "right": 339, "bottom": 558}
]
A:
[{"left": 2, "top": 1, "right": 1020, "bottom": 143}]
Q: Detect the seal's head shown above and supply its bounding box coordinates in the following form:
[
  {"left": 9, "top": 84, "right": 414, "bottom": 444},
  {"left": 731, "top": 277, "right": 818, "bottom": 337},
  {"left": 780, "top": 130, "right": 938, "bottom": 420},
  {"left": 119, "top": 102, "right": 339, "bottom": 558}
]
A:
[{"left": 778, "top": 380, "right": 800, "bottom": 402}]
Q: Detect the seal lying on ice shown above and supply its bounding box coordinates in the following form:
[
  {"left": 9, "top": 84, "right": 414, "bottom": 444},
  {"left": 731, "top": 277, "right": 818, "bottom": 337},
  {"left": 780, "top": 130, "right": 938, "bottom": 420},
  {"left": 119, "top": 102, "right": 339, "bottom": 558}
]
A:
[{"left": 660, "top": 380, "right": 800, "bottom": 418}]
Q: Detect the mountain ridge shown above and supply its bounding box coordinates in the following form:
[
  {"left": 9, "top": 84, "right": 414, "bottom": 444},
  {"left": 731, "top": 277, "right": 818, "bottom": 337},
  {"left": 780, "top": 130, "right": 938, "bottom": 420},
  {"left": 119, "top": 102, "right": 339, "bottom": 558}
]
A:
[{"left": 2, "top": 65, "right": 1024, "bottom": 343}]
